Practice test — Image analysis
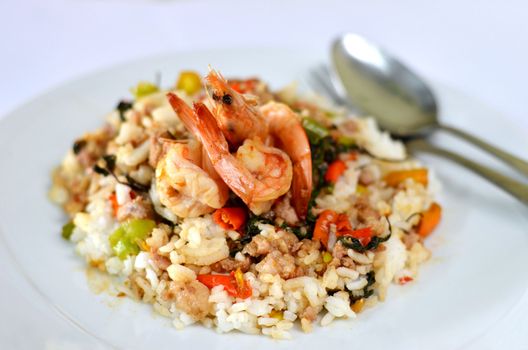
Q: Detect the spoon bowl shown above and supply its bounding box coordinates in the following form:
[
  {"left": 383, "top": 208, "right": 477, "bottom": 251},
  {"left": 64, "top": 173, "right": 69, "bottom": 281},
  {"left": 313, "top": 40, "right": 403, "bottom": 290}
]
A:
[
  {"left": 331, "top": 33, "right": 528, "bottom": 178},
  {"left": 332, "top": 33, "right": 438, "bottom": 137}
]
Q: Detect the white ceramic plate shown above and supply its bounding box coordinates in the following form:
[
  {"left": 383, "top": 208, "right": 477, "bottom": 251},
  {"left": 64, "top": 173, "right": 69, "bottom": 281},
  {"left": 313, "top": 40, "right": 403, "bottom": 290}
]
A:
[{"left": 1, "top": 48, "right": 527, "bottom": 350}]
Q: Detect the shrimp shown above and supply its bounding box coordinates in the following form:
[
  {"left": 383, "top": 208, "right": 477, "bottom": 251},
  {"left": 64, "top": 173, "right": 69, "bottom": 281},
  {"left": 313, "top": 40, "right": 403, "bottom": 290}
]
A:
[
  {"left": 235, "top": 138, "right": 293, "bottom": 213},
  {"left": 205, "top": 69, "right": 312, "bottom": 218},
  {"left": 167, "top": 93, "right": 292, "bottom": 214},
  {"left": 205, "top": 69, "right": 269, "bottom": 147},
  {"left": 260, "top": 102, "right": 312, "bottom": 219},
  {"left": 155, "top": 139, "right": 229, "bottom": 218}
]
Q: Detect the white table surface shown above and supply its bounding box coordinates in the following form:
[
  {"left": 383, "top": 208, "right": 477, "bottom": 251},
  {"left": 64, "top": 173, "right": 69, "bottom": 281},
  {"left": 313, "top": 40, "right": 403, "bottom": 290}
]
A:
[{"left": 1, "top": 0, "right": 527, "bottom": 348}]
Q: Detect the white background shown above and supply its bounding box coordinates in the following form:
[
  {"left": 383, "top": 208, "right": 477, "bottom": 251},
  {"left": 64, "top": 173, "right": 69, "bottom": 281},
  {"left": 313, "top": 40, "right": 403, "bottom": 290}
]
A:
[{"left": 1, "top": 0, "right": 527, "bottom": 348}]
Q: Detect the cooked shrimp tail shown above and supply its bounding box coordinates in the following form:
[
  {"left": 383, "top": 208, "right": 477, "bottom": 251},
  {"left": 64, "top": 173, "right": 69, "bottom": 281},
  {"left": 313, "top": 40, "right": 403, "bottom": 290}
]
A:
[
  {"left": 201, "top": 143, "right": 229, "bottom": 201},
  {"left": 166, "top": 92, "right": 202, "bottom": 138}
]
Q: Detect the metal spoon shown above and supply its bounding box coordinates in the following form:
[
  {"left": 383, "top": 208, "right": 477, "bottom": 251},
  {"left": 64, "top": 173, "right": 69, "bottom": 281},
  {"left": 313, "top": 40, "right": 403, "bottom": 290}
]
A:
[
  {"left": 330, "top": 33, "right": 528, "bottom": 204},
  {"left": 331, "top": 33, "right": 528, "bottom": 176}
]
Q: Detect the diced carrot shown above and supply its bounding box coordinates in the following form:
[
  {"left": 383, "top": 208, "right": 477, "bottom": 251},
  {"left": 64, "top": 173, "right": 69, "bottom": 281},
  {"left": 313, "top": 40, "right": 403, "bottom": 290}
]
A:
[
  {"left": 109, "top": 193, "right": 119, "bottom": 216},
  {"left": 417, "top": 202, "right": 442, "bottom": 238},
  {"left": 313, "top": 209, "right": 338, "bottom": 249},
  {"left": 336, "top": 227, "right": 373, "bottom": 246},
  {"left": 325, "top": 160, "right": 347, "bottom": 183},
  {"left": 213, "top": 207, "right": 247, "bottom": 231},
  {"left": 384, "top": 168, "right": 428, "bottom": 187}
]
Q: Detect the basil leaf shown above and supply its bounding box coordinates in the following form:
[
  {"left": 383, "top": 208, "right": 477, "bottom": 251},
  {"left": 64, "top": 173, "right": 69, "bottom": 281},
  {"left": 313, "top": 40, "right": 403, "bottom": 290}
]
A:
[
  {"left": 72, "top": 139, "right": 87, "bottom": 155},
  {"left": 116, "top": 100, "right": 133, "bottom": 122}
]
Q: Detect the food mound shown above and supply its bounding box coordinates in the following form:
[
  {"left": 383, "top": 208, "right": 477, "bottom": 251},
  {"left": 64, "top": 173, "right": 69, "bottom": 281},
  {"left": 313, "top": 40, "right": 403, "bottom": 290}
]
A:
[{"left": 49, "top": 68, "right": 442, "bottom": 339}]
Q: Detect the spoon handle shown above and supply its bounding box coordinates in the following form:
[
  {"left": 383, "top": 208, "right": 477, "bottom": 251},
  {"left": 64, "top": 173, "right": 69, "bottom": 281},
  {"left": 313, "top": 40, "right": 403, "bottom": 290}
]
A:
[
  {"left": 406, "top": 138, "right": 528, "bottom": 205},
  {"left": 439, "top": 123, "right": 528, "bottom": 177}
]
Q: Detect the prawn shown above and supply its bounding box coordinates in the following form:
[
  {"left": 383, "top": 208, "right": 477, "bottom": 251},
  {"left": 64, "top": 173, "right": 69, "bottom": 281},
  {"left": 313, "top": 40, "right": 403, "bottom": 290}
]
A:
[
  {"left": 167, "top": 93, "right": 292, "bottom": 214},
  {"left": 260, "top": 102, "right": 312, "bottom": 219},
  {"left": 205, "top": 70, "right": 312, "bottom": 218},
  {"left": 155, "top": 139, "right": 229, "bottom": 218},
  {"left": 205, "top": 69, "right": 269, "bottom": 147}
]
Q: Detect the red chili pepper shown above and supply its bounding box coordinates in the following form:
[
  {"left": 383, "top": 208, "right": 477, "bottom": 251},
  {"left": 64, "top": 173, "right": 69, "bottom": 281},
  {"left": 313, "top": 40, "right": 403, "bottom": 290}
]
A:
[
  {"left": 398, "top": 276, "right": 414, "bottom": 285},
  {"left": 109, "top": 191, "right": 137, "bottom": 217},
  {"left": 197, "top": 269, "right": 252, "bottom": 299},
  {"left": 324, "top": 159, "right": 347, "bottom": 183},
  {"left": 228, "top": 79, "right": 258, "bottom": 94},
  {"left": 313, "top": 209, "right": 338, "bottom": 249},
  {"left": 335, "top": 213, "right": 352, "bottom": 232},
  {"left": 336, "top": 227, "right": 373, "bottom": 246},
  {"left": 213, "top": 207, "right": 247, "bottom": 231},
  {"left": 229, "top": 82, "right": 241, "bottom": 93},
  {"left": 314, "top": 211, "right": 375, "bottom": 248},
  {"left": 109, "top": 193, "right": 119, "bottom": 217},
  {"left": 197, "top": 274, "right": 238, "bottom": 296}
]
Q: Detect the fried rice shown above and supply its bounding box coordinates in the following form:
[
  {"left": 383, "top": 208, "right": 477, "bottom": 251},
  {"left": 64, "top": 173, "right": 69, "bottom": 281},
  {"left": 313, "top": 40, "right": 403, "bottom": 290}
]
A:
[{"left": 49, "top": 69, "right": 441, "bottom": 339}]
